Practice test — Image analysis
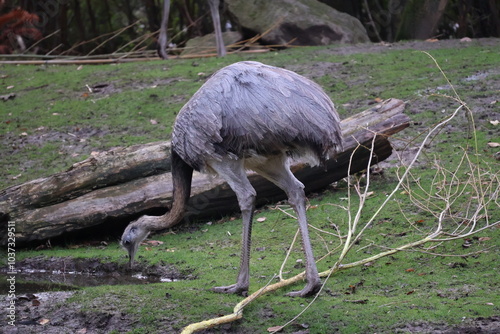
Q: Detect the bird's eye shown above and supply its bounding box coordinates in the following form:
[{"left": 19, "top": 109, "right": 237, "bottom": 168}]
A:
[{"left": 130, "top": 227, "right": 137, "bottom": 233}]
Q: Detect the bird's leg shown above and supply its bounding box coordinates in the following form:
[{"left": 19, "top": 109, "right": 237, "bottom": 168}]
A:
[
  {"left": 254, "top": 155, "right": 321, "bottom": 297},
  {"left": 213, "top": 203, "right": 254, "bottom": 296},
  {"left": 209, "top": 159, "right": 256, "bottom": 296},
  {"left": 286, "top": 189, "right": 321, "bottom": 297}
]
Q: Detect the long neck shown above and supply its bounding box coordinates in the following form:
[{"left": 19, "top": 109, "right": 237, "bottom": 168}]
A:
[
  {"left": 167, "top": 150, "right": 193, "bottom": 225},
  {"left": 145, "top": 150, "right": 193, "bottom": 231}
]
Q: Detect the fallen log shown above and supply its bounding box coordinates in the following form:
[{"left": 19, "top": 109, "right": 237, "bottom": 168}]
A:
[{"left": 0, "top": 99, "right": 408, "bottom": 246}]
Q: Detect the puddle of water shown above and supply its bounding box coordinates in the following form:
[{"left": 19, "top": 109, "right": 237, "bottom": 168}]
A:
[
  {"left": 0, "top": 269, "right": 179, "bottom": 294},
  {"left": 0, "top": 257, "right": 185, "bottom": 294}
]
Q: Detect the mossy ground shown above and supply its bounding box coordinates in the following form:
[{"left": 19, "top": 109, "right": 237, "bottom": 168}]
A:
[{"left": 1, "top": 39, "right": 499, "bottom": 333}]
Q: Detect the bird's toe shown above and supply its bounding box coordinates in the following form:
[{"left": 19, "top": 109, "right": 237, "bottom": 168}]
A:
[
  {"left": 212, "top": 284, "right": 248, "bottom": 296},
  {"left": 286, "top": 281, "right": 321, "bottom": 297}
]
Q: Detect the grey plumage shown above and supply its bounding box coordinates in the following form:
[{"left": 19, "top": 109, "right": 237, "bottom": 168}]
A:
[
  {"left": 121, "top": 61, "right": 342, "bottom": 297},
  {"left": 173, "top": 61, "right": 342, "bottom": 171}
]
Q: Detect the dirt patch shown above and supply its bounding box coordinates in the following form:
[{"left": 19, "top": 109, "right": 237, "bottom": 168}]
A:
[
  {"left": 395, "top": 316, "right": 500, "bottom": 333},
  {"left": 317, "top": 38, "right": 500, "bottom": 56},
  {"left": 2, "top": 127, "right": 109, "bottom": 155},
  {"left": 1, "top": 290, "right": 138, "bottom": 334}
]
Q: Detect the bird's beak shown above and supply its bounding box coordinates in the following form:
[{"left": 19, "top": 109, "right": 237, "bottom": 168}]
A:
[
  {"left": 127, "top": 246, "right": 137, "bottom": 269},
  {"left": 122, "top": 236, "right": 138, "bottom": 269}
]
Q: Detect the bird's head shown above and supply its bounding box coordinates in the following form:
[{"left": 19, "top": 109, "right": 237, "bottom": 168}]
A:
[{"left": 121, "top": 216, "right": 152, "bottom": 268}]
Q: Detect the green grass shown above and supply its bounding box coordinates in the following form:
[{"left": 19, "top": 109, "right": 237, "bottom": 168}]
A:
[
  {"left": 8, "top": 178, "right": 499, "bottom": 332},
  {"left": 1, "top": 41, "right": 499, "bottom": 332}
]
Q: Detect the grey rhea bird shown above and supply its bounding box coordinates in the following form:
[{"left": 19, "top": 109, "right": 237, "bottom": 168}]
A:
[{"left": 121, "top": 61, "right": 343, "bottom": 297}]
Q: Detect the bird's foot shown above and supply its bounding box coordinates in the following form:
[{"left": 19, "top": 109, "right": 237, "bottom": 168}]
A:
[
  {"left": 212, "top": 283, "right": 248, "bottom": 297},
  {"left": 286, "top": 280, "right": 321, "bottom": 297}
]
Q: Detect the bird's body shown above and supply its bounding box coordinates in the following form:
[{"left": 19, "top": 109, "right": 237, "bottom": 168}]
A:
[
  {"left": 173, "top": 61, "right": 341, "bottom": 172},
  {"left": 122, "top": 61, "right": 342, "bottom": 297}
]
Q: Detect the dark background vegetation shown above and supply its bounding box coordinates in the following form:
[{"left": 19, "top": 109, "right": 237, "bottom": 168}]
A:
[{"left": 1, "top": 0, "right": 499, "bottom": 55}]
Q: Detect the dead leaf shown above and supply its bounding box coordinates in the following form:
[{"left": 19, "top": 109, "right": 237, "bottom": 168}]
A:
[
  {"left": 76, "top": 328, "right": 87, "bottom": 334},
  {"left": 487, "top": 142, "right": 500, "bottom": 148},
  {"left": 7, "top": 85, "right": 14, "bottom": 89},
  {"left": 478, "top": 237, "right": 491, "bottom": 242},
  {"left": 257, "top": 217, "right": 266, "bottom": 222},
  {"left": 489, "top": 119, "right": 499, "bottom": 125},
  {"left": 11, "top": 173, "right": 22, "bottom": 180},
  {"left": 406, "top": 290, "right": 415, "bottom": 295},
  {"left": 0, "top": 93, "right": 16, "bottom": 101},
  {"left": 150, "top": 119, "right": 158, "bottom": 125},
  {"left": 144, "top": 240, "right": 164, "bottom": 246},
  {"left": 426, "top": 38, "right": 439, "bottom": 42},
  {"left": 267, "top": 325, "right": 283, "bottom": 332},
  {"left": 462, "top": 238, "right": 473, "bottom": 248},
  {"left": 406, "top": 268, "right": 415, "bottom": 272},
  {"left": 374, "top": 97, "right": 383, "bottom": 103},
  {"left": 32, "top": 299, "right": 41, "bottom": 306},
  {"left": 76, "top": 65, "right": 83, "bottom": 71},
  {"left": 38, "top": 318, "right": 50, "bottom": 325},
  {"left": 370, "top": 166, "right": 384, "bottom": 175}
]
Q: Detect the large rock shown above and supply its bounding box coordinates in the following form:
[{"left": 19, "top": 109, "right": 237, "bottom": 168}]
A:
[
  {"left": 225, "top": 0, "right": 369, "bottom": 45},
  {"left": 181, "top": 31, "right": 242, "bottom": 56}
]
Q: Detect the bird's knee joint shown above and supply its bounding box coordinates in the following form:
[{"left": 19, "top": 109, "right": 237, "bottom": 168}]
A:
[
  {"left": 238, "top": 193, "right": 255, "bottom": 211},
  {"left": 287, "top": 188, "right": 306, "bottom": 207}
]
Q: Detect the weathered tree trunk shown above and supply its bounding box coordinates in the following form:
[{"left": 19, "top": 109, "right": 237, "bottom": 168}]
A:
[
  {"left": 0, "top": 99, "right": 408, "bottom": 246},
  {"left": 396, "top": 0, "right": 449, "bottom": 40}
]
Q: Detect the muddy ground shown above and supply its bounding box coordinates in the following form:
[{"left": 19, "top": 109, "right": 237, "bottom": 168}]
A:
[
  {"left": 1, "top": 257, "right": 189, "bottom": 334},
  {"left": 1, "top": 38, "right": 499, "bottom": 333},
  {"left": 2, "top": 257, "right": 499, "bottom": 333}
]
